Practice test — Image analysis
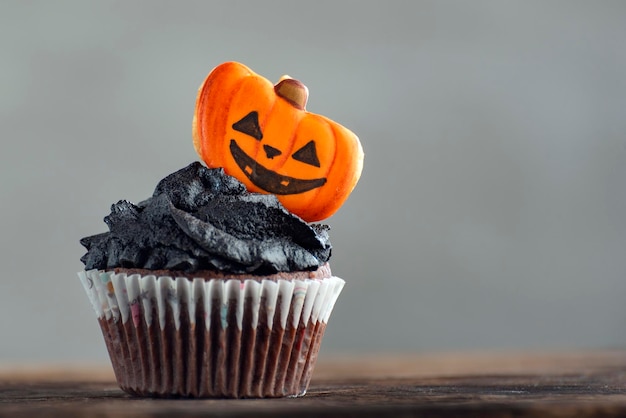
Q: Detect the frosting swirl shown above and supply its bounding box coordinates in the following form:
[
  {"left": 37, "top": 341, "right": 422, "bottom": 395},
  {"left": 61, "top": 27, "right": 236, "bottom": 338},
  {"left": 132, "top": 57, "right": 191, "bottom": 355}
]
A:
[{"left": 80, "top": 162, "right": 332, "bottom": 274}]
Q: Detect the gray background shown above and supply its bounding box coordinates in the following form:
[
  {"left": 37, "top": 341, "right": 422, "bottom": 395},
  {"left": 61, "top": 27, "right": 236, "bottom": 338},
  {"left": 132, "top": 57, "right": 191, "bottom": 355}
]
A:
[{"left": 1, "top": 1, "right": 625, "bottom": 363}]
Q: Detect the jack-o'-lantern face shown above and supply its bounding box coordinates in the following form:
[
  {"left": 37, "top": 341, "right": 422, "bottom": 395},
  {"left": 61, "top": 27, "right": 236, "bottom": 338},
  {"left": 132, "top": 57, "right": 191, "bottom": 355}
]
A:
[
  {"left": 229, "top": 109, "right": 327, "bottom": 195},
  {"left": 192, "top": 61, "right": 363, "bottom": 222}
]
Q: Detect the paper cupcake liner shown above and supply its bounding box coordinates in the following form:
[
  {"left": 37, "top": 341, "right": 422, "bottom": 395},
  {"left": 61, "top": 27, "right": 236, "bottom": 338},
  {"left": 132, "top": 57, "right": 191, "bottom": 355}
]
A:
[{"left": 78, "top": 269, "right": 344, "bottom": 398}]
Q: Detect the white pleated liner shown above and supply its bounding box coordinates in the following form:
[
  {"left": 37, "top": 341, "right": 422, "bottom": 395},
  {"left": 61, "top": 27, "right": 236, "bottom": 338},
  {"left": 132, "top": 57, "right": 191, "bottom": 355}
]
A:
[
  {"left": 79, "top": 269, "right": 345, "bottom": 398},
  {"left": 78, "top": 270, "right": 345, "bottom": 332}
]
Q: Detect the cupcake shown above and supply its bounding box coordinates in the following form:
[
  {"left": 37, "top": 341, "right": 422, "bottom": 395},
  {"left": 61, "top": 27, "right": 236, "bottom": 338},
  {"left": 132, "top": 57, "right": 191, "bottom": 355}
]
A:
[{"left": 79, "top": 62, "right": 363, "bottom": 398}]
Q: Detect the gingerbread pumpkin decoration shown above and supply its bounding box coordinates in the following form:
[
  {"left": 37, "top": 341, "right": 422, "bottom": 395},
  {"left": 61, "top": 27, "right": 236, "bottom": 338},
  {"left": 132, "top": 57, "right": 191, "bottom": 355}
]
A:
[{"left": 192, "top": 61, "right": 363, "bottom": 222}]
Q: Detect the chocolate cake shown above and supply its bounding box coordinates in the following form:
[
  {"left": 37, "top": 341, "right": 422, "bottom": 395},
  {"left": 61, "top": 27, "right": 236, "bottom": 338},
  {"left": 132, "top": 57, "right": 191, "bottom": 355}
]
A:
[{"left": 79, "top": 163, "right": 343, "bottom": 398}]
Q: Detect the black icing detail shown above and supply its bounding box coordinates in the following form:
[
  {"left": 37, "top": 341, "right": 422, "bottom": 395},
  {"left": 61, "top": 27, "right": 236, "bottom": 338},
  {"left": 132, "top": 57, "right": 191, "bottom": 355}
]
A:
[
  {"left": 292, "top": 140, "right": 321, "bottom": 167},
  {"left": 263, "top": 144, "right": 282, "bottom": 159},
  {"left": 79, "top": 162, "right": 331, "bottom": 274},
  {"left": 232, "top": 111, "right": 263, "bottom": 141},
  {"left": 230, "top": 140, "right": 327, "bottom": 195}
]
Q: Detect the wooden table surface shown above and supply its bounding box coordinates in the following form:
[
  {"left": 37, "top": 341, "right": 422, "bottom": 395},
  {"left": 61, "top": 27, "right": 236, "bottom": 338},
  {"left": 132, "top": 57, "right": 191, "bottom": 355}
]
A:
[{"left": 2, "top": 350, "right": 626, "bottom": 417}]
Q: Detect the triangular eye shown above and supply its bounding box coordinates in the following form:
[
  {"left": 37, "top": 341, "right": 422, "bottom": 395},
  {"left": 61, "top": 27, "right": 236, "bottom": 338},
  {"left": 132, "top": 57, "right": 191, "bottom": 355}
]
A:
[
  {"left": 292, "top": 140, "right": 320, "bottom": 167},
  {"left": 232, "top": 111, "right": 263, "bottom": 141}
]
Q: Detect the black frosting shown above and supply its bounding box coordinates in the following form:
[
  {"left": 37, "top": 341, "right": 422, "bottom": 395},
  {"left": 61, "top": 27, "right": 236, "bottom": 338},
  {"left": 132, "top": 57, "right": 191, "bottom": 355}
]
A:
[{"left": 80, "top": 162, "right": 331, "bottom": 274}]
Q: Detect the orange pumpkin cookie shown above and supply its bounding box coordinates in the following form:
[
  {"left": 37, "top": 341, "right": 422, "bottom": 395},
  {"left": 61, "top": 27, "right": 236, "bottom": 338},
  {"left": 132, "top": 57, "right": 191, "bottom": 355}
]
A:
[{"left": 192, "top": 61, "right": 363, "bottom": 222}]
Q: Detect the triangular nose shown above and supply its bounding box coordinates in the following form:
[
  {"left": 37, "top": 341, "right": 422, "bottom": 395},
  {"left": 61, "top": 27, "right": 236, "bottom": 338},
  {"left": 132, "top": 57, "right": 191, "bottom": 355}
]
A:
[{"left": 263, "top": 144, "right": 282, "bottom": 159}]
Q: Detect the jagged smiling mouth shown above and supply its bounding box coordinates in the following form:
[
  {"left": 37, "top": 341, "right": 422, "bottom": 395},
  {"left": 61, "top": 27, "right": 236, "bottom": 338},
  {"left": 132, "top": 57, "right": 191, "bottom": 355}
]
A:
[{"left": 230, "top": 139, "right": 327, "bottom": 195}]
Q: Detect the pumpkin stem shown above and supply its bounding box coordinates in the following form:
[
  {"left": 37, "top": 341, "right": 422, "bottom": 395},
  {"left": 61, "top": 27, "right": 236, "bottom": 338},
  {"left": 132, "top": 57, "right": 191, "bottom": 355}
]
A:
[{"left": 274, "top": 76, "right": 308, "bottom": 110}]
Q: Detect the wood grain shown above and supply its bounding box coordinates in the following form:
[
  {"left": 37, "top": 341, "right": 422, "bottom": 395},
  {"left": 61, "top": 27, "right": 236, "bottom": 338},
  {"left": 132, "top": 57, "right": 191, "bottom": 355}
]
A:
[{"left": 2, "top": 351, "right": 626, "bottom": 417}]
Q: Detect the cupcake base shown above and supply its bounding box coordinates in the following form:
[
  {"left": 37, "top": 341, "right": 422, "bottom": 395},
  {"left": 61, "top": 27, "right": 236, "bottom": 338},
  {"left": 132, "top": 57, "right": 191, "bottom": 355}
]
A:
[{"left": 79, "top": 269, "right": 343, "bottom": 398}]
